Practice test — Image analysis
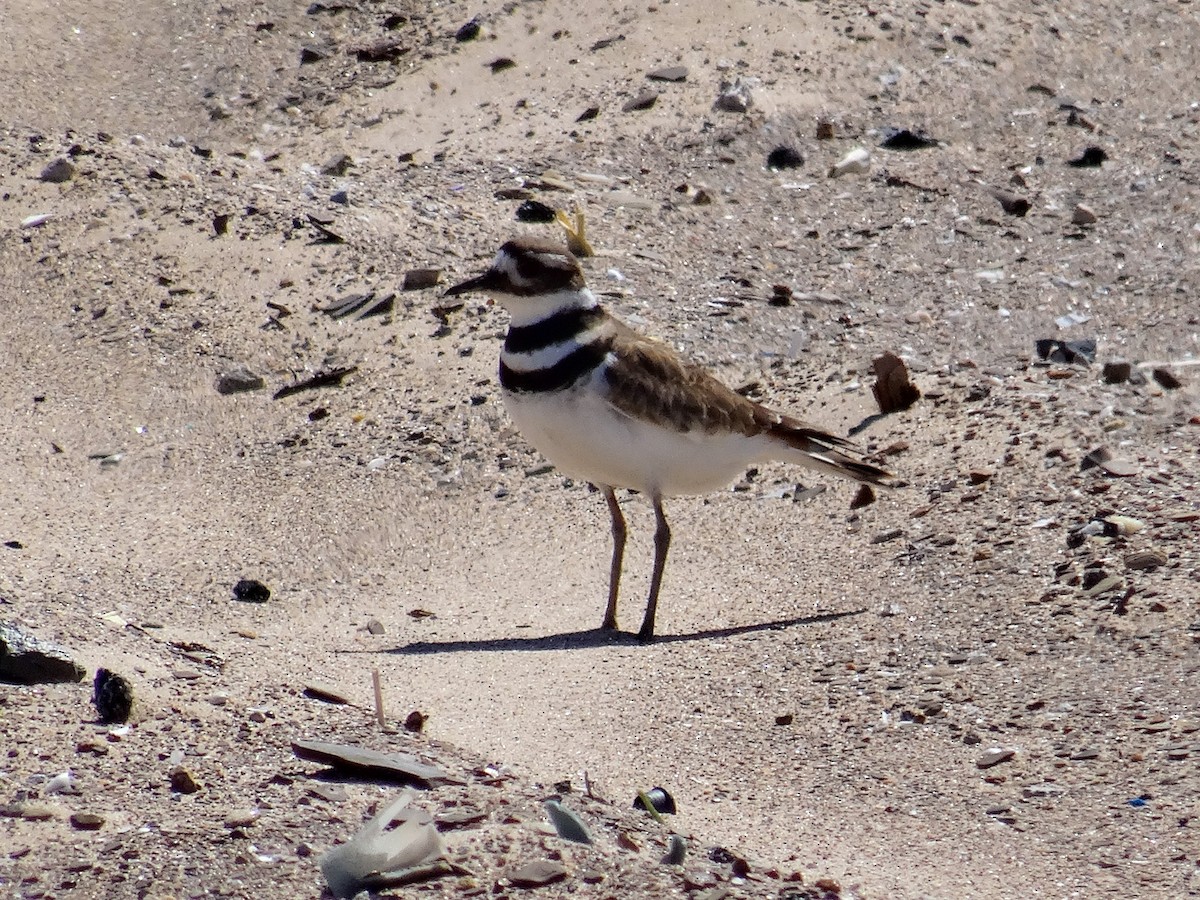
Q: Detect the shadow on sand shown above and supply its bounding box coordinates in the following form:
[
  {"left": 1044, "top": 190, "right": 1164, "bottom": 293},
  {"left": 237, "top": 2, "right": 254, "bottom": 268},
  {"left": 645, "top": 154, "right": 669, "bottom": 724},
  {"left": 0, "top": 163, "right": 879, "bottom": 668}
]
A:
[{"left": 378, "top": 608, "right": 867, "bottom": 655}]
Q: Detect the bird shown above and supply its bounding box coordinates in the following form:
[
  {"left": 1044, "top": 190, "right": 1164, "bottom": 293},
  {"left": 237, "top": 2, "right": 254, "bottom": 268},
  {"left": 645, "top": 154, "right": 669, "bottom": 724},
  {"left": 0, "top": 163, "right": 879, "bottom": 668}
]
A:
[{"left": 445, "top": 237, "right": 893, "bottom": 643}]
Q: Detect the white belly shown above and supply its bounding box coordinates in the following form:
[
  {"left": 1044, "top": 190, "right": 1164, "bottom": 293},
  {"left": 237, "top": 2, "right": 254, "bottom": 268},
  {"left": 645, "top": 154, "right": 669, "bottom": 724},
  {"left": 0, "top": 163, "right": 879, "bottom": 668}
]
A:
[{"left": 503, "top": 381, "right": 766, "bottom": 497}]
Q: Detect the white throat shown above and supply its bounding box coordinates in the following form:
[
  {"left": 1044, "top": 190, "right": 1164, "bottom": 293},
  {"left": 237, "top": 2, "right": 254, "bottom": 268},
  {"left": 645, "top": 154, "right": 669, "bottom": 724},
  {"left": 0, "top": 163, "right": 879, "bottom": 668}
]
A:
[{"left": 500, "top": 287, "right": 600, "bottom": 328}]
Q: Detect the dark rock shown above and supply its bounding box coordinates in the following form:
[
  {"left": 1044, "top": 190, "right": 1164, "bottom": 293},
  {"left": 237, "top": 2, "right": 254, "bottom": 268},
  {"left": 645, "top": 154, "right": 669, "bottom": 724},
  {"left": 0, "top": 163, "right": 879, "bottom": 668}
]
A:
[
  {"left": 402, "top": 269, "right": 442, "bottom": 290},
  {"left": 879, "top": 127, "right": 940, "bottom": 150},
  {"left": 215, "top": 366, "right": 265, "bottom": 395},
  {"left": 872, "top": 351, "right": 921, "bottom": 413},
  {"left": 850, "top": 484, "right": 876, "bottom": 509},
  {"left": 766, "top": 145, "right": 804, "bottom": 169},
  {"left": 321, "top": 154, "right": 354, "bottom": 176},
  {"left": 213, "top": 213, "right": 230, "bottom": 236},
  {"left": 232, "top": 578, "right": 271, "bottom": 603},
  {"left": 0, "top": 622, "right": 85, "bottom": 684},
  {"left": 622, "top": 90, "right": 659, "bottom": 112},
  {"left": 1102, "top": 361, "right": 1132, "bottom": 384},
  {"left": 1067, "top": 146, "right": 1107, "bottom": 167},
  {"left": 509, "top": 860, "right": 568, "bottom": 888},
  {"left": 70, "top": 812, "right": 105, "bottom": 831},
  {"left": 576, "top": 106, "right": 600, "bottom": 122},
  {"left": 455, "top": 18, "right": 481, "bottom": 42},
  {"left": 515, "top": 199, "right": 558, "bottom": 223},
  {"left": 488, "top": 57, "right": 517, "bottom": 74},
  {"left": 992, "top": 190, "right": 1031, "bottom": 217},
  {"left": 299, "top": 46, "right": 327, "bottom": 65},
  {"left": 39, "top": 158, "right": 76, "bottom": 183},
  {"left": 1152, "top": 368, "right": 1182, "bottom": 390},
  {"left": 93, "top": 668, "right": 134, "bottom": 723},
  {"left": 170, "top": 766, "right": 202, "bottom": 793},
  {"left": 304, "top": 683, "right": 350, "bottom": 704},
  {"left": 1034, "top": 339, "right": 1096, "bottom": 366},
  {"left": 330, "top": 189, "right": 349, "bottom": 205},
  {"left": 647, "top": 65, "right": 688, "bottom": 82}
]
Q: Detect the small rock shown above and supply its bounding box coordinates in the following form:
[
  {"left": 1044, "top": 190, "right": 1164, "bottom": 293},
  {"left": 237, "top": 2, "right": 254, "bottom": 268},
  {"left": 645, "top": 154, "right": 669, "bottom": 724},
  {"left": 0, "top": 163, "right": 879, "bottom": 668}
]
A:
[
  {"left": 232, "top": 578, "right": 270, "bottom": 603},
  {"left": 1067, "top": 146, "right": 1107, "bottom": 167},
  {"left": 976, "top": 748, "right": 1015, "bottom": 769},
  {"left": 404, "top": 710, "right": 427, "bottom": 733},
  {"left": 1102, "top": 361, "right": 1132, "bottom": 384},
  {"left": 775, "top": 713, "right": 794, "bottom": 726},
  {"left": 224, "top": 808, "right": 260, "bottom": 828},
  {"left": 93, "top": 668, "right": 134, "bottom": 724},
  {"left": 39, "top": 158, "right": 76, "bottom": 183},
  {"left": 850, "top": 484, "right": 876, "bottom": 509},
  {"left": 402, "top": 269, "right": 442, "bottom": 291},
  {"left": 321, "top": 154, "right": 354, "bottom": 176},
  {"left": 69, "top": 811, "right": 105, "bottom": 831},
  {"left": 1071, "top": 203, "right": 1098, "bottom": 225},
  {"left": 488, "top": 57, "right": 517, "bottom": 74},
  {"left": 1125, "top": 550, "right": 1167, "bottom": 572},
  {"left": 170, "top": 766, "right": 202, "bottom": 794},
  {"left": 544, "top": 799, "right": 593, "bottom": 844},
  {"left": 766, "top": 145, "right": 804, "bottom": 169},
  {"left": 622, "top": 89, "right": 659, "bottom": 112},
  {"left": 662, "top": 834, "right": 688, "bottom": 865},
  {"left": 21, "top": 213, "right": 52, "bottom": 229},
  {"left": 0, "top": 621, "right": 86, "bottom": 684},
  {"left": 870, "top": 528, "right": 903, "bottom": 544},
  {"left": 1081, "top": 446, "right": 1138, "bottom": 477},
  {"left": 879, "top": 127, "right": 939, "bottom": 150},
  {"left": 829, "top": 146, "right": 870, "bottom": 178},
  {"left": 992, "top": 190, "right": 1031, "bottom": 217},
  {"left": 509, "top": 860, "right": 568, "bottom": 888},
  {"left": 367, "top": 618, "right": 386, "bottom": 634},
  {"left": 304, "top": 683, "right": 350, "bottom": 705},
  {"left": 299, "top": 46, "right": 327, "bottom": 65},
  {"left": 454, "top": 18, "right": 481, "bottom": 42},
  {"left": 647, "top": 65, "right": 688, "bottom": 82},
  {"left": 968, "top": 469, "right": 994, "bottom": 485},
  {"left": 515, "top": 199, "right": 557, "bottom": 223},
  {"left": 215, "top": 366, "right": 265, "bottom": 395},
  {"left": 815, "top": 121, "right": 835, "bottom": 140},
  {"left": 713, "top": 78, "right": 754, "bottom": 113},
  {"left": 872, "top": 351, "right": 921, "bottom": 413},
  {"left": 1152, "top": 368, "right": 1183, "bottom": 390}
]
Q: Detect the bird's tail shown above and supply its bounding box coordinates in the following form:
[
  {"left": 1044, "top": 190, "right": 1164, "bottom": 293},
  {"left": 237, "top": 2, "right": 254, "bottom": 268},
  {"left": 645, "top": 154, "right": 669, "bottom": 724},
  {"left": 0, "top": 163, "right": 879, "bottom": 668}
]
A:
[{"left": 769, "top": 418, "right": 894, "bottom": 486}]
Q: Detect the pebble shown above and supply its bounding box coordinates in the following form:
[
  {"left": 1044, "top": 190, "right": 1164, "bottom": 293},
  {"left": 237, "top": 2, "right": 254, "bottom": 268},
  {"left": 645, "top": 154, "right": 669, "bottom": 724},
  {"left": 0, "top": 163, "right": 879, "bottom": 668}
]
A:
[
  {"left": 215, "top": 366, "right": 265, "bottom": 395},
  {"left": 1071, "top": 203, "right": 1098, "bottom": 225},
  {"left": 992, "top": 190, "right": 1031, "bottom": 217},
  {"left": 21, "top": 213, "right": 52, "bottom": 228},
  {"left": 0, "top": 622, "right": 85, "bottom": 685},
  {"left": 39, "top": 157, "right": 76, "bottom": 183},
  {"left": 69, "top": 811, "right": 105, "bottom": 830},
  {"left": 766, "top": 146, "right": 804, "bottom": 170},
  {"left": 829, "top": 147, "right": 871, "bottom": 178},
  {"left": 1125, "top": 550, "right": 1166, "bottom": 571},
  {"left": 976, "top": 748, "right": 1015, "bottom": 769},
  {"left": 367, "top": 619, "right": 386, "bottom": 635},
  {"left": 509, "top": 860, "right": 568, "bottom": 887},
  {"left": 1152, "top": 368, "right": 1183, "bottom": 390},
  {"left": 545, "top": 799, "right": 593, "bottom": 844},
  {"left": 713, "top": 78, "right": 754, "bottom": 113},
  {"left": 232, "top": 578, "right": 271, "bottom": 603},
  {"left": 622, "top": 89, "right": 659, "bottom": 112},
  {"left": 169, "top": 766, "right": 201, "bottom": 793},
  {"left": 647, "top": 66, "right": 688, "bottom": 82}
]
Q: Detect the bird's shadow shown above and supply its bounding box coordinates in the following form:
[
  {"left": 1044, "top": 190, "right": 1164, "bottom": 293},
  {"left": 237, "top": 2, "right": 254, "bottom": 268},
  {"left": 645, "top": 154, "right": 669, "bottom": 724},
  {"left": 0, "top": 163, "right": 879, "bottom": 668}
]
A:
[{"left": 376, "top": 608, "right": 866, "bottom": 655}]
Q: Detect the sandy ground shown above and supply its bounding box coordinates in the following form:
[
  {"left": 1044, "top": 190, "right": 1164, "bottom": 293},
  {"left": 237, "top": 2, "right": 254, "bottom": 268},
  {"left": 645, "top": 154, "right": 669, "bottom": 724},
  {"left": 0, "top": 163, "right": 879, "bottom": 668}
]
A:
[{"left": 2, "top": 0, "right": 1199, "bottom": 897}]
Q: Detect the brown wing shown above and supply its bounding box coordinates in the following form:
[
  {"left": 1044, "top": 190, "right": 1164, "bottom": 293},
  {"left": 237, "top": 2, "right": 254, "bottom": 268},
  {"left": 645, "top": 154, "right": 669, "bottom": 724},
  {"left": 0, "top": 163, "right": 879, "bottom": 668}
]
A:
[{"left": 602, "top": 326, "right": 892, "bottom": 485}]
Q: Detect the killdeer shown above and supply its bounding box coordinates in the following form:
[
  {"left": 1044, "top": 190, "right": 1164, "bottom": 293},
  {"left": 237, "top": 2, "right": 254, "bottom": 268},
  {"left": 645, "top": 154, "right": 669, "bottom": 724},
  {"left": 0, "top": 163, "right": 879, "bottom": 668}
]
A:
[{"left": 446, "top": 237, "right": 892, "bottom": 642}]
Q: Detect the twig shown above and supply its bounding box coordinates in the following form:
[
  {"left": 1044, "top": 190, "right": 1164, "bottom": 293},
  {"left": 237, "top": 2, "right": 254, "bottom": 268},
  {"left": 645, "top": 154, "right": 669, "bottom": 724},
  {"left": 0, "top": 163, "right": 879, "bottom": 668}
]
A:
[{"left": 372, "top": 668, "right": 386, "bottom": 729}]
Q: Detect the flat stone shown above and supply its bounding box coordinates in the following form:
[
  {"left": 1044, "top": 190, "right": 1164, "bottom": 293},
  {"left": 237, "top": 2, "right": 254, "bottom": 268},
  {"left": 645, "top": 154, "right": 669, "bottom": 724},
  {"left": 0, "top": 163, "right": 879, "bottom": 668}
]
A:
[
  {"left": 215, "top": 366, "right": 265, "bottom": 395},
  {"left": 509, "top": 859, "right": 568, "bottom": 888},
  {"left": 292, "top": 739, "right": 447, "bottom": 786},
  {"left": 0, "top": 621, "right": 86, "bottom": 684},
  {"left": 976, "top": 748, "right": 1015, "bottom": 769},
  {"left": 70, "top": 812, "right": 105, "bottom": 830},
  {"left": 647, "top": 65, "right": 688, "bottom": 82},
  {"left": 39, "top": 157, "right": 76, "bottom": 183}
]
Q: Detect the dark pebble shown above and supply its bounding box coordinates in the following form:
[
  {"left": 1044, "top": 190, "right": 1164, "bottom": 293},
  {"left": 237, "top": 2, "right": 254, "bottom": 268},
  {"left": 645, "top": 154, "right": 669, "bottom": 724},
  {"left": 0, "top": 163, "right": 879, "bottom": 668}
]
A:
[{"left": 232, "top": 579, "right": 271, "bottom": 603}]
